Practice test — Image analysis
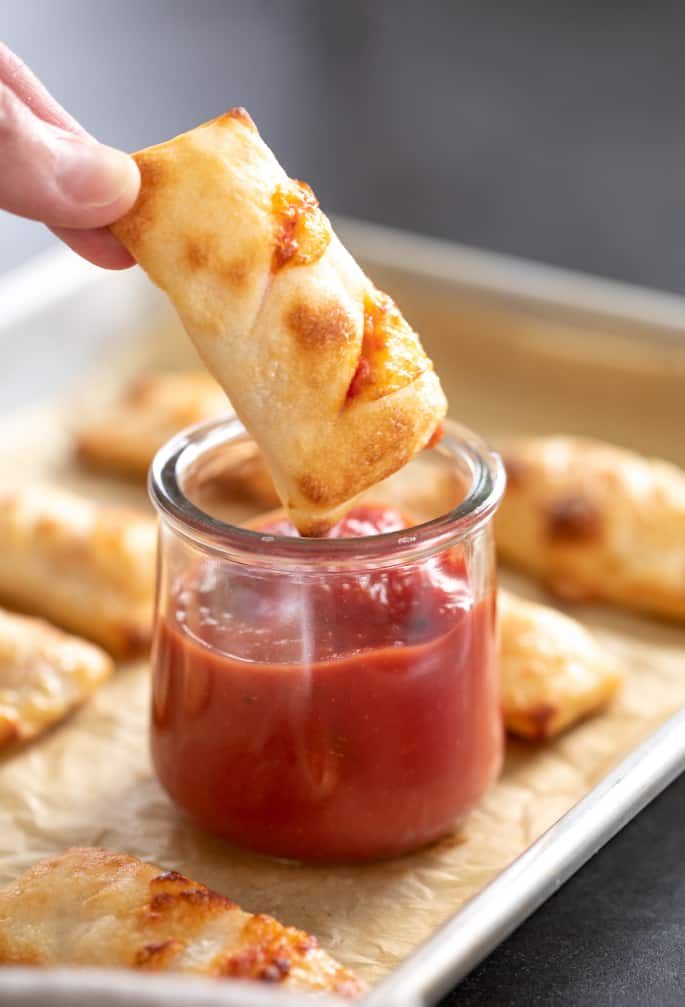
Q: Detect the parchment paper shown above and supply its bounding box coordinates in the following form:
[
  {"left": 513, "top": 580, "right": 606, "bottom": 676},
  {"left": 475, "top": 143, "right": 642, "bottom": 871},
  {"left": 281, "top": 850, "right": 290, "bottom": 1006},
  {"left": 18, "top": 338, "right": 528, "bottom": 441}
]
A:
[{"left": 1, "top": 307, "right": 684, "bottom": 988}]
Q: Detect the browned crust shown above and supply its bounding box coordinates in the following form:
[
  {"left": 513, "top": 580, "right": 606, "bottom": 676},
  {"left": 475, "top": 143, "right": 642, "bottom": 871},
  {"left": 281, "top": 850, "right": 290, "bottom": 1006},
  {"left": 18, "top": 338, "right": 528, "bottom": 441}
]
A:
[
  {"left": 134, "top": 939, "right": 184, "bottom": 970},
  {"left": 0, "top": 716, "right": 20, "bottom": 748},
  {"left": 286, "top": 299, "right": 356, "bottom": 351},
  {"left": 545, "top": 494, "right": 603, "bottom": 543},
  {"left": 75, "top": 371, "right": 231, "bottom": 482},
  {"left": 215, "top": 106, "right": 257, "bottom": 130},
  {"left": 295, "top": 407, "right": 414, "bottom": 515},
  {"left": 0, "top": 487, "right": 156, "bottom": 658},
  {"left": 497, "top": 437, "right": 685, "bottom": 621},
  {"left": 509, "top": 702, "right": 559, "bottom": 742},
  {"left": 0, "top": 848, "right": 367, "bottom": 997},
  {"left": 0, "top": 608, "right": 114, "bottom": 751},
  {"left": 499, "top": 590, "right": 623, "bottom": 740},
  {"left": 109, "top": 107, "right": 447, "bottom": 534}
]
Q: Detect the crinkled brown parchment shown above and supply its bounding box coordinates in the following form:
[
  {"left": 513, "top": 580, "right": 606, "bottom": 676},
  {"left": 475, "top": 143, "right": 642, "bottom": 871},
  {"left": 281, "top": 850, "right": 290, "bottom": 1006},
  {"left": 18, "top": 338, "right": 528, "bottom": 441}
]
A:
[{"left": 1, "top": 309, "right": 684, "bottom": 987}]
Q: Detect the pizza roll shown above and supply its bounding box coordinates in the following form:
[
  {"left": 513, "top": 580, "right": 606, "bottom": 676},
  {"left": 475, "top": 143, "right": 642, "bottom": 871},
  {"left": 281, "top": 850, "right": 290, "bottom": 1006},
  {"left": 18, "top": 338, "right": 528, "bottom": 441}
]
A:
[
  {"left": 111, "top": 108, "right": 446, "bottom": 534},
  {"left": 0, "top": 487, "right": 156, "bottom": 658},
  {"left": 76, "top": 370, "right": 231, "bottom": 478},
  {"left": 499, "top": 590, "right": 623, "bottom": 740},
  {"left": 0, "top": 608, "right": 113, "bottom": 749},
  {"left": 0, "top": 848, "right": 366, "bottom": 997},
  {"left": 497, "top": 436, "right": 685, "bottom": 621}
]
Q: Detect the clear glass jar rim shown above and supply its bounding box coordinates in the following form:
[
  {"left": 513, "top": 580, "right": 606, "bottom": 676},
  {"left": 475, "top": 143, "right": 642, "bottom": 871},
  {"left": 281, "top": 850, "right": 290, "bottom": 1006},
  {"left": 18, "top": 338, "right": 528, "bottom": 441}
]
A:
[{"left": 149, "top": 416, "right": 506, "bottom": 562}]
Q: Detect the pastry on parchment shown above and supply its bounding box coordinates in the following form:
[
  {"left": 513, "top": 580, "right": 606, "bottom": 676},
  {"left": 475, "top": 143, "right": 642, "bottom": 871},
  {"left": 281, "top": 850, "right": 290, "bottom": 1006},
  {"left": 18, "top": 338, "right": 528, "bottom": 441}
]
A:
[
  {"left": 0, "top": 608, "right": 113, "bottom": 750},
  {"left": 499, "top": 590, "right": 623, "bottom": 740},
  {"left": 0, "top": 848, "right": 366, "bottom": 997},
  {"left": 111, "top": 107, "right": 446, "bottom": 534},
  {"left": 0, "top": 486, "right": 156, "bottom": 658},
  {"left": 75, "top": 370, "right": 231, "bottom": 478},
  {"left": 497, "top": 436, "right": 685, "bottom": 621},
  {"left": 76, "top": 369, "right": 279, "bottom": 507}
]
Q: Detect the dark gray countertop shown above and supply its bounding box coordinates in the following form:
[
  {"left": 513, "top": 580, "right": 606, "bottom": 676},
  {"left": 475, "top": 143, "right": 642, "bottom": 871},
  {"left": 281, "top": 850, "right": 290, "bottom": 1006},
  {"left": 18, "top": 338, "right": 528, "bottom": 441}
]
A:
[{"left": 2, "top": 3, "right": 684, "bottom": 1003}]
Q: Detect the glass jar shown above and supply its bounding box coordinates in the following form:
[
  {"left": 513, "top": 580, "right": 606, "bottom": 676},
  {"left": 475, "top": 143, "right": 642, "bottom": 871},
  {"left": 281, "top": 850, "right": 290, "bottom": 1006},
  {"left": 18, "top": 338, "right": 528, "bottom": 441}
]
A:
[{"left": 149, "top": 417, "right": 505, "bottom": 863}]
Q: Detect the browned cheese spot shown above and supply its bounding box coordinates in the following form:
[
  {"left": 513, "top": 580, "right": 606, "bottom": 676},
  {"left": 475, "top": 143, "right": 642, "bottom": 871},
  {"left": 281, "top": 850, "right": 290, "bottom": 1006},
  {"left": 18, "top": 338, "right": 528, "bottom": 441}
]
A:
[
  {"left": 118, "top": 620, "right": 153, "bottom": 660},
  {"left": 141, "top": 872, "right": 237, "bottom": 929},
  {"left": 362, "top": 411, "right": 412, "bottom": 470},
  {"left": 218, "top": 914, "right": 308, "bottom": 984},
  {"left": 222, "top": 257, "right": 250, "bottom": 287},
  {"left": 297, "top": 473, "right": 329, "bottom": 506},
  {"left": 259, "top": 956, "right": 292, "bottom": 983},
  {"left": 0, "top": 718, "right": 20, "bottom": 748},
  {"left": 296, "top": 411, "right": 412, "bottom": 517},
  {"left": 126, "top": 375, "right": 155, "bottom": 406},
  {"left": 134, "top": 938, "right": 184, "bottom": 970},
  {"left": 220, "top": 947, "right": 260, "bottom": 979},
  {"left": 152, "top": 871, "right": 188, "bottom": 885},
  {"left": 287, "top": 300, "right": 355, "bottom": 351},
  {"left": 524, "top": 702, "right": 558, "bottom": 740},
  {"left": 183, "top": 239, "right": 210, "bottom": 271},
  {"left": 182, "top": 235, "right": 251, "bottom": 290},
  {"left": 545, "top": 494, "right": 603, "bottom": 543},
  {"left": 344, "top": 287, "right": 429, "bottom": 405},
  {"left": 272, "top": 181, "right": 331, "bottom": 271}
]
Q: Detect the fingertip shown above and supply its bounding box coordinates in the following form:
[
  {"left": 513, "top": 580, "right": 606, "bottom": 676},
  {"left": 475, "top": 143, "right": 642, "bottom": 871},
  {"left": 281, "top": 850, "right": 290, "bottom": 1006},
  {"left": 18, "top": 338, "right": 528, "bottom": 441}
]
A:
[
  {"left": 54, "top": 137, "right": 140, "bottom": 226},
  {"left": 109, "top": 148, "right": 140, "bottom": 213},
  {"left": 51, "top": 225, "right": 138, "bottom": 270}
]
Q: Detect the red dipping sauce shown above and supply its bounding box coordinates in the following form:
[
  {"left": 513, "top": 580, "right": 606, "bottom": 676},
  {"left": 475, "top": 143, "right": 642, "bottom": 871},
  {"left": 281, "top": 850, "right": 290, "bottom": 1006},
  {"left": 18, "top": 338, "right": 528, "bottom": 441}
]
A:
[{"left": 151, "top": 504, "right": 502, "bottom": 862}]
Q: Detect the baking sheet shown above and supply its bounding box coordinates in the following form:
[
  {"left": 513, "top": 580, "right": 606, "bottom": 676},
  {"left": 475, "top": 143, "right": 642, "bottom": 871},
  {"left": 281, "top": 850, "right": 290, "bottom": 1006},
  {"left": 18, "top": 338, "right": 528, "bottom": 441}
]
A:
[{"left": 1, "top": 233, "right": 685, "bottom": 998}]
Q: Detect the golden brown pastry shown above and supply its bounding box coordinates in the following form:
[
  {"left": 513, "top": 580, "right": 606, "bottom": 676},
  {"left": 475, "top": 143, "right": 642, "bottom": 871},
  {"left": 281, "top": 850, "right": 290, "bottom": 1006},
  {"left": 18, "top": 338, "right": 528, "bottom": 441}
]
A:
[
  {"left": 0, "top": 608, "right": 113, "bottom": 749},
  {"left": 111, "top": 108, "right": 446, "bottom": 534},
  {"left": 76, "top": 370, "right": 231, "bottom": 478},
  {"left": 0, "top": 848, "right": 366, "bottom": 997},
  {"left": 0, "top": 486, "right": 156, "bottom": 658},
  {"left": 497, "top": 436, "right": 685, "bottom": 621},
  {"left": 499, "top": 590, "right": 623, "bottom": 740}
]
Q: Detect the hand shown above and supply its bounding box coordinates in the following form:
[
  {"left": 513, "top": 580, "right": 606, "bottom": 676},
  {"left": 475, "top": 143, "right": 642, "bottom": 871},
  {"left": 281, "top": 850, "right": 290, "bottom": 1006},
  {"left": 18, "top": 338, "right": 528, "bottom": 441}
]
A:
[{"left": 0, "top": 43, "right": 140, "bottom": 269}]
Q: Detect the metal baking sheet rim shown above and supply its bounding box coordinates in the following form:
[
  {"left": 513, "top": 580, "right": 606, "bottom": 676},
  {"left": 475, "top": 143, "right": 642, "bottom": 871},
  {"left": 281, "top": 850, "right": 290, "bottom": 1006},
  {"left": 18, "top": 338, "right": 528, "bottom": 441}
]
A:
[{"left": 0, "top": 221, "right": 684, "bottom": 1007}]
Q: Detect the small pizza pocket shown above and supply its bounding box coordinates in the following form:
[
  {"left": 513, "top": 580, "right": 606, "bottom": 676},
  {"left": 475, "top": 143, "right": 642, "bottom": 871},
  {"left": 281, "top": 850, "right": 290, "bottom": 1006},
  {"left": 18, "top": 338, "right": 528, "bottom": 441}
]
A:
[
  {"left": 0, "top": 486, "right": 156, "bottom": 658},
  {"left": 76, "top": 370, "right": 280, "bottom": 508},
  {"left": 0, "top": 848, "right": 366, "bottom": 996},
  {"left": 497, "top": 436, "right": 685, "bottom": 621},
  {"left": 0, "top": 608, "right": 113, "bottom": 750},
  {"left": 111, "top": 108, "right": 446, "bottom": 534},
  {"left": 499, "top": 591, "right": 622, "bottom": 740},
  {"left": 76, "top": 370, "right": 231, "bottom": 478}
]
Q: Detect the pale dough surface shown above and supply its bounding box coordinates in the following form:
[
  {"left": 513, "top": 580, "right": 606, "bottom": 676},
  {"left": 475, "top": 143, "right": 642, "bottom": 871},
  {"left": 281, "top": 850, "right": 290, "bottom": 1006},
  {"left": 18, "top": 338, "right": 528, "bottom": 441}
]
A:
[
  {"left": 111, "top": 110, "right": 446, "bottom": 533},
  {"left": 497, "top": 435, "right": 685, "bottom": 621},
  {"left": 0, "top": 847, "right": 365, "bottom": 996},
  {"left": 0, "top": 609, "right": 113, "bottom": 749}
]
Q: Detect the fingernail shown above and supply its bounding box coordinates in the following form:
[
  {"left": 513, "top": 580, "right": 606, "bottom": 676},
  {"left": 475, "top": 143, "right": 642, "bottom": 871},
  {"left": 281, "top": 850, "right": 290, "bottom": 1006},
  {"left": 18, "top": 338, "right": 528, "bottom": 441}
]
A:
[{"left": 55, "top": 135, "right": 139, "bottom": 208}]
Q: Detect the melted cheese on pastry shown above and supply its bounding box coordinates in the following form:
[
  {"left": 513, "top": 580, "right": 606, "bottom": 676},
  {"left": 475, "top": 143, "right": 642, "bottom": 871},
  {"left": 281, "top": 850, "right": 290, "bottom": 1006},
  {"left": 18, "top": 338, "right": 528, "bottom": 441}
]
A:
[
  {"left": 0, "top": 486, "right": 156, "bottom": 658},
  {"left": 500, "top": 590, "right": 623, "bottom": 740},
  {"left": 76, "top": 370, "right": 230, "bottom": 478},
  {"left": 0, "top": 608, "right": 113, "bottom": 749},
  {"left": 111, "top": 108, "right": 446, "bottom": 534},
  {"left": 497, "top": 436, "right": 685, "bottom": 621},
  {"left": 0, "top": 848, "right": 366, "bottom": 997}
]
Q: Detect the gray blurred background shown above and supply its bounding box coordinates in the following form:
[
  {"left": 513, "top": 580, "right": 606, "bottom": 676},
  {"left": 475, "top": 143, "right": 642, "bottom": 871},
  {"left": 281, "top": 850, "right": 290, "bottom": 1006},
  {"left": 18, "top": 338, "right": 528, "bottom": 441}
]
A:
[{"left": 3, "top": 0, "right": 685, "bottom": 293}]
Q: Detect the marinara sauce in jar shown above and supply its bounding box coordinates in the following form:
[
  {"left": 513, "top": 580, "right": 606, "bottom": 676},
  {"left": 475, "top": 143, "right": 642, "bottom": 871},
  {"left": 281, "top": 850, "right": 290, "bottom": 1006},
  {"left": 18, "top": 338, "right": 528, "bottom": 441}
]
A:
[{"left": 149, "top": 418, "right": 505, "bottom": 863}]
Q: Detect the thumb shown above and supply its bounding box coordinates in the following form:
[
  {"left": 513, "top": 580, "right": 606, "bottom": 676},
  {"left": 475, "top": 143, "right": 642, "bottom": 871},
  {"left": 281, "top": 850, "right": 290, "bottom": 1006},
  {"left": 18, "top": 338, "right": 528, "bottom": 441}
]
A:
[{"left": 0, "top": 81, "right": 139, "bottom": 229}]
